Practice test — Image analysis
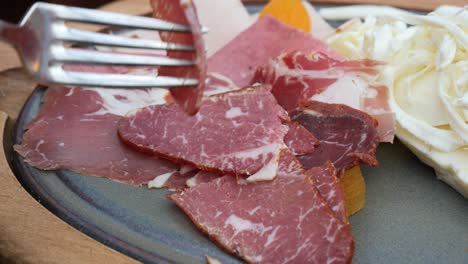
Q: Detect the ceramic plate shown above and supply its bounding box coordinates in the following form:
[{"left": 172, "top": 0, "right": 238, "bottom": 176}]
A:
[{"left": 9, "top": 4, "right": 468, "bottom": 264}]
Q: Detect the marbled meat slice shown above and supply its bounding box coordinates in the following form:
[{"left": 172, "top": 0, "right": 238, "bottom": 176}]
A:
[
  {"left": 169, "top": 152, "right": 354, "bottom": 264},
  {"left": 151, "top": 0, "right": 206, "bottom": 115},
  {"left": 15, "top": 86, "right": 178, "bottom": 185},
  {"left": 307, "top": 162, "right": 348, "bottom": 223},
  {"left": 185, "top": 170, "right": 220, "bottom": 188},
  {"left": 254, "top": 50, "right": 395, "bottom": 142},
  {"left": 205, "top": 15, "right": 341, "bottom": 96},
  {"left": 291, "top": 101, "right": 380, "bottom": 174},
  {"left": 118, "top": 85, "right": 289, "bottom": 182},
  {"left": 284, "top": 122, "right": 318, "bottom": 155}
]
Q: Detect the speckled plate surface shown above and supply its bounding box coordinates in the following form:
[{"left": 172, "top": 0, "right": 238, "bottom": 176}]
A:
[{"left": 9, "top": 4, "right": 468, "bottom": 264}]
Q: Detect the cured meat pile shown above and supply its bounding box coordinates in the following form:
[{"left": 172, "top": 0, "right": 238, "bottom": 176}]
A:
[{"left": 15, "top": 1, "right": 396, "bottom": 263}]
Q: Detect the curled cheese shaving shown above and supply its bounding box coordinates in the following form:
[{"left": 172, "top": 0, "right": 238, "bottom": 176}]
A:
[{"left": 324, "top": 5, "right": 468, "bottom": 152}]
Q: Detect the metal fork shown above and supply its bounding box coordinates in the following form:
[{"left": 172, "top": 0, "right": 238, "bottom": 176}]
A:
[{"left": 0, "top": 2, "right": 200, "bottom": 88}]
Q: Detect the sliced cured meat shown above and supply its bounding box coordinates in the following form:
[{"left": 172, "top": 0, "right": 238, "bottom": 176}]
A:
[
  {"left": 15, "top": 86, "right": 178, "bottom": 185},
  {"left": 307, "top": 162, "right": 348, "bottom": 223},
  {"left": 185, "top": 171, "right": 220, "bottom": 188},
  {"left": 302, "top": 1, "right": 335, "bottom": 39},
  {"left": 283, "top": 122, "right": 318, "bottom": 155},
  {"left": 151, "top": 0, "right": 206, "bottom": 115},
  {"left": 192, "top": 0, "right": 253, "bottom": 56},
  {"left": 169, "top": 153, "right": 354, "bottom": 264},
  {"left": 254, "top": 50, "right": 395, "bottom": 142},
  {"left": 205, "top": 15, "right": 341, "bottom": 95},
  {"left": 291, "top": 101, "right": 380, "bottom": 174},
  {"left": 118, "top": 85, "right": 289, "bottom": 182}
]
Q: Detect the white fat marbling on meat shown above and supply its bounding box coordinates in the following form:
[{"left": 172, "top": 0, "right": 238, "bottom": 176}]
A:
[
  {"left": 86, "top": 88, "right": 169, "bottom": 116},
  {"left": 185, "top": 175, "right": 198, "bottom": 188},
  {"left": 147, "top": 172, "right": 174, "bottom": 189},
  {"left": 248, "top": 206, "right": 262, "bottom": 216},
  {"left": 311, "top": 74, "right": 368, "bottom": 109},
  {"left": 225, "top": 107, "right": 247, "bottom": 119},
  {"left": 205, "top": 72, "right": 242, "bottom": 96},
  {"left": 246, "top": 153, "right": 280, "bottom": 182},
  {"left": 224, "top": 214, "right": 271, "bottom": 237},
  {"left": 179, "top": 164, "right": 197, "bottom": 174}
]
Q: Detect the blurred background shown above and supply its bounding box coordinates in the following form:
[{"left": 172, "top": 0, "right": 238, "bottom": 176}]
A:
[{"left": 0, "top": 0, "right": 115, "bottom": 23}]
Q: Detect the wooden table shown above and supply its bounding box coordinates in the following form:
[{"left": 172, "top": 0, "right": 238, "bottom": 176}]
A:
[{"left": 1, "top": 0, "right": 465, "bottom": 263}]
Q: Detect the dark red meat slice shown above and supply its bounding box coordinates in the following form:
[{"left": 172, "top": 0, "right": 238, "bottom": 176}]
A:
[
  {"left": 291, "top": 101, "right": 380, "bottom": 174},
  {"left": 205, "top": 15, "right": 341, "bottom": 95},
  {"left": 15, "top": 86, "right": 178, "bottom": 185},
  {"left": 284, "top": 122, "right": 318, "bottom": 155},
  {"left": 307, "top": 162, "right": 348, "bottom": 223},
  {"left": 118, "top": 85, "right": 289, "bottom": 182},
  {"left": 151, "top": 0, "right": 206, "bottom": 115},
  {"left": 185, "top": 170, "right": 220, "bottom": 188},
  {"left": 169, "top": 152, "right": 354, "bottom": 264}
]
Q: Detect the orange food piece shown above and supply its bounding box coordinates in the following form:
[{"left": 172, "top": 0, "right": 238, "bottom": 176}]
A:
[
  {"left": 340, "top": 166, "right": 366, "bottom": 216},
  {"left": 259, "top": 0, "right": 311, "bottom": 32}
]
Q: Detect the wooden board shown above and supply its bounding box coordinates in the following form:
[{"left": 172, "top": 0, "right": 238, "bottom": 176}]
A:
[{"left": 0, "top": 0, "right": 146, "bottom": 262}]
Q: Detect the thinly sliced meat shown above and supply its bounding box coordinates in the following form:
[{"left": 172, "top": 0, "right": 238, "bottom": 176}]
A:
[
  {"left": 302, "top": 1, "right": 335, "bottom": 39},
  {"left": 192, "top": 0, "right": 253, "bottom": 56},
  {"left": 284, "top": 122, "right": 318, "bottom": 155},
  {"left": 185, "top": 171, "right": 220, "bottom": 188},
  {"left": 254, "top": 50, "right": 395, "bottom": 142},
  {"left": 205, "top": 15, "right": 341, "bottom": 95},
  {"left": 118, "top": 85, "right": 289, "bottom": 182},
  {"left": 15, "top": 86, "right": 178, "bottom": 185},
  {"left": 169, "top": 153, "right": 354, "bottom": 264},
  {"left": 307, "top": 162, "right": 348, "bottom": 223},
  {"left": 291, "top": 101, "right": 380, "bottom": 174},
  {"left": 151, "top": 0, "right": 206, "bottom": 115}
]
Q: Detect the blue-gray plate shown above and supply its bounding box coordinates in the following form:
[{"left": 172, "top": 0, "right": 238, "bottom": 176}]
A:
[{"left": 9, "top": 4, "right": 468, "bottom": 264}]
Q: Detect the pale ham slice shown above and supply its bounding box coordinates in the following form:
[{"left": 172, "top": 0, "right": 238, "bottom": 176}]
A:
[
  {"left": 254, "top": 50, "right": 395, "bottom": 142},
  {"left": 192, "top": 0, "right": 253, "bottom": 56}
]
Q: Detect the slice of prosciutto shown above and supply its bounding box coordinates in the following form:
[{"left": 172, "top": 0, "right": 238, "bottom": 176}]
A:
[
  {"left": 118, "top": 85, "right": 289, "bottom": 182},
  {"left": 169, "top": 152, "right": 354, "bottom": 264},
  {"left": 254, "top": 50, "right": 395, "bottom": 142},
  {"left": 151, "top": 0, "right": 206, "bottom": 115},
  {"left": 15, "top": 85, "right": 178, "bottom": 185},
  {"left": 307, "top": 162, "right": 348, "bottom": 223},
  {"left": 291, "top": 101, "right": 380, "bottom": 174},
  {"left": 205, "top": 15, "right": 341, "bottom": 96}
]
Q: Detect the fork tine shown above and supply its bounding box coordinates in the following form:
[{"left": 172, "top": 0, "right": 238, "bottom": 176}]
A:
[
  {"left": 48, "top": 66, "right": 199, "bottom": 88},
  {"left": 52, "top": 26, "right": 195, "bottom": 51},
  {"left": 37, "top": 3, "right": 192, "bottom": 32},
  {"left": 50, "top": 46, "right": 196, "bottom": 66}
]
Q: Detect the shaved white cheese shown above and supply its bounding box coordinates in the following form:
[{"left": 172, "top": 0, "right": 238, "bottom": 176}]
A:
[{"left": 325, "top": 5, "right": 468, "bottom": 196}]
